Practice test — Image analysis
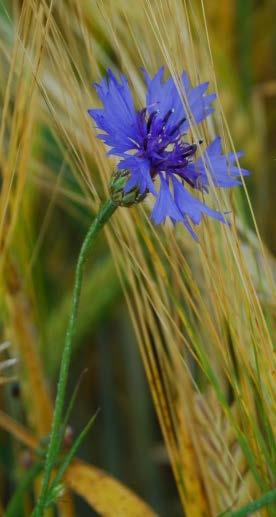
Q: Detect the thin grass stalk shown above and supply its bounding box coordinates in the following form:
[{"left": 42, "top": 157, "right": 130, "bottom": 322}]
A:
[{"left": 5, "top": 259, "right": 53, "bottom": 435}]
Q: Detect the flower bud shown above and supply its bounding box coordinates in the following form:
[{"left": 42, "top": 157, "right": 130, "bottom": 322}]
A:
[{"left": 109, "top": 169, "right": 147, "bottom": 207}]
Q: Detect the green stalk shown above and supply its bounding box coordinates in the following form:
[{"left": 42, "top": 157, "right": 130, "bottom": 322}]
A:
[
  {"left": 46, "top": 409, "right": 100, "bottom": 506},
  {"left": 33, "top": 199, "right": 117, "bottom": 517},
  {"left": 219, "top": 488, "right": 276, "bottom": 517}
]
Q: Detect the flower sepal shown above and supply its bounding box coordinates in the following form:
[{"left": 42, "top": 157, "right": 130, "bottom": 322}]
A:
[{"left": 109, "top": 169, "right": 147, "bottom": 207}]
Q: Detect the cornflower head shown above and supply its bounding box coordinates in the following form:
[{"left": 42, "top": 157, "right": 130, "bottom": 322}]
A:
[{"left": 88, "top": 68, "right": 249, "bottom": 239}]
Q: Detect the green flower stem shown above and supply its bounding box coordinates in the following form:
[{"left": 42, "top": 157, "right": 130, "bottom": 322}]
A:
[
  {"left": 33, "top": 199, "right": 117, "bottom": 517},
  {"left": 46, "top": 408, "right": 100, "bottom": 505},
  {"left": 219, "top": 488, "right": 276, "bottom": 517}
]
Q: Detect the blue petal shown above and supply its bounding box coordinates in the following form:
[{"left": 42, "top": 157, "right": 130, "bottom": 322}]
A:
[
  {"left": 143, "top": 68, "right": 216, "bottom": 132},
  {"left": 172, "top": 177, "right": 227, "bottom": 226},
  {"left": 182, "top": 216, "right": 199, "bottom": 240},
  {"left": 88, "top": 70, "right": 138, "bottom": 154},
  {"left": 118, "top": 157, "right": 156, "bottom": 195},
  {"left": 185, "top": 137, "right": 250, "bottom": 189},
  {"left": 151, "top": 176, "right": 183, "bottom": 224},
  {"left": 183, "top": 76, "right": 216, "bottom": 126},
  {"left": 143, "top": 68, "right": 181, "bottom": 124}
]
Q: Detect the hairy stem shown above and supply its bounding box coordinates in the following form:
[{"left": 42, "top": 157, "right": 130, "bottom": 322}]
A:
[{"left": 33, "top": 199, "right": 117, "bottom": 516}]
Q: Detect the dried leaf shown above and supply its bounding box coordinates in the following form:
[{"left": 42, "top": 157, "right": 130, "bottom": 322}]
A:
[{"left": 65, "top": 461, "right": 157, "bottom": 517}]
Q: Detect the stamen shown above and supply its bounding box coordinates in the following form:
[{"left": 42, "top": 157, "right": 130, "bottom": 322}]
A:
[
  {"left": 183, "top": 176, "right": 195, "bottom": 188},
  {"left": 162, "top": 108, "right": 174, "bottom": 125},
  {"left": 147, "top": 111, "right": 158, "bottom": 133},
  {"left": 174, "top": 171, "right": 195, "bottom": 187},
  {"left": 172, "top": 162, "right": 189, "bottom": 169},
  {"left": 143, "top": 135, "right": 149, "bottom": 150},
  {"left": 169, "top": 116, "right": 186, "bottom": 136},
  {"left": 181, "top": 144, "right": 197, "bottom": 158}
]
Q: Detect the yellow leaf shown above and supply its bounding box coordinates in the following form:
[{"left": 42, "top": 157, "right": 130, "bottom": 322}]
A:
[{"left": 65, "top": 461, "right": 157, "bottom": 517}]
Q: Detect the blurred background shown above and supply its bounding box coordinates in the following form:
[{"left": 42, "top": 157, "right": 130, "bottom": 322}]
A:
[
  {"left": 206, "top": 1, "right": 276, "bottom": 253},
  {"left": 0, "top": 1, "right": 275, "bottom": 516}
]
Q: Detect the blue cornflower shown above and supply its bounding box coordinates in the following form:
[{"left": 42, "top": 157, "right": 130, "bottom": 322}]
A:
[{"left": 88, "top": 68, "right": 249, "bottom": 238}]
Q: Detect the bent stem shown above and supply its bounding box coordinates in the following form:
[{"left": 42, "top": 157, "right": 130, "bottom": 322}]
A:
[{"left": 33, "top": 199, "right": 117, "bottom": 517}]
